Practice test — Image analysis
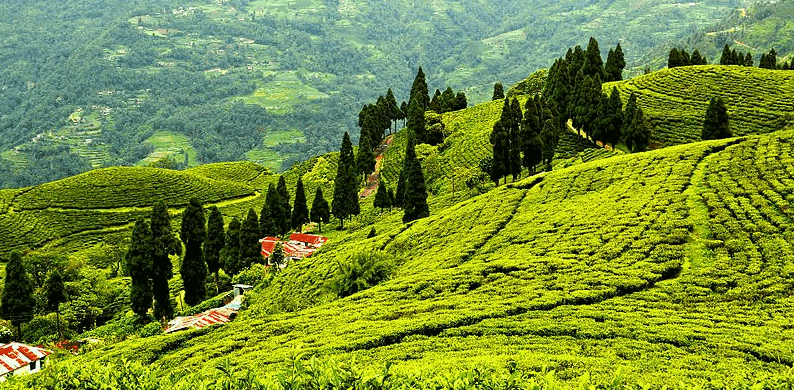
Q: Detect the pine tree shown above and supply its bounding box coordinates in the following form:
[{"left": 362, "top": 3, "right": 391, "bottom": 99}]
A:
[
  {"left": 127, "top": 218, "right": 153, "bottom": 319},
  {"left": 406, "top": 91, "right": 427, "bottom": 144},
  {"left": 521, "top": 95, "right": 544, "bottom": 173},
  {"left": 454, "top": 92, "right": 468, "bottom": 111},
  {"left": 355, "top": 133, "right": 375, "bottom": 182},
  {"left": 0, "top": 251, "right": 34, "bottom": 336},
  {"left": 395, "top": 162, "right": 407, "bottom": 207},
  {"left": 310, "top": 187, "right": 330, "bottom": 232},
  {"left": 291, "top": 178, "right": 309, "bottom": 233},
  {"left": 489, "top": 119, "right": 509, "bottom": 184},
  {"left": 583, "top": 37, "right": 605, "bottom": 80},
  {"left": 204, "top": 206, "right": 224, "bottom": 294},
  {"left": 626, "top": 107, "right": 652, "bottom": 152},
  {"left": 239, "top": 208, "right": 262, "bottom": 270},
  {"left": 269, "top": 242, "right": 285, "bottom": 270},
  {"left": 399, "top": 101, "right": 408, "bottom": 127},
  {"left": 604, "top": 43, "right": 625, "bottom": 81},
  {"left": 621, "top": 92, "right": 638, "bottom": 140},
  {"left": 508, "top": 99, "right": 523, "bottom": 181},
  {"left": 260, "top": 183, "right": 279, "bottom": 238},
  {"left": 605, "top": 87, "right": 624, "bottom": 148},
  {"left": 385, "top": 88, "right": 401, "bottom": 133},
  {"left": 745, "top": 52, "right": 753, "bottom": 67},
  {"left": 539, "top": 119, "right": 559, "bottom": 171},
  {"left": 441, "top": 87, "right": 455, "bottom": 113},
  {"left": 702, "top": 97, "right": 731, "bottom": 140},
  {"left": 429, "top": 89, "right": 442, "bottom": 113},
  {"left": 332, "top": 132, "right": 360, "bottom": 229},
  {"left": 680, "top": 49, "right": 691, "bottom": 66},
  {"left": 492, "top": 83, "right": 505, "bottom": 100},
  {"left": 668, "top": 48, "right": 683, "bottom": 68},
  {"left": 220, "top": 217, "right": 242, "bottom": 276},
  {"left": 276, "top": 176, "right": 291, "bottom": 236},
  {"left": 180, "top": 198, "right": 207, "bottom": 307},
  {"left": 402, "top": 139, "right": 429, "bottom": 223},
  {"left": 150, "top": 201, "right": 180, "bottom": 320},
  {"left": 373, "top": 179, "right": 392, "bottom": 209},
  {"left": 409, "top": 67, "right": 429, "bottom": 111},
  {"left": 45, "top": 269, "right": 67, "bottom": 339},
  {"left": 720, "top": 44, "right": 733, "bottom": 65},
  {"left": 691, "top": 49, "right": 706, "bottom": 65}
]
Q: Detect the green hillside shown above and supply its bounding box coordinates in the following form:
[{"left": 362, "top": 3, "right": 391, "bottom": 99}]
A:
[{"left": 605, "top": 65, "right": 794, "bottom": 147}]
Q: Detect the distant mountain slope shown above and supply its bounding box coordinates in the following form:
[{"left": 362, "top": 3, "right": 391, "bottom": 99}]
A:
[
  {"left": 0, "top": 0, "right": 750, "bottom": 187},
  {"left": 605, "top": 65, "right": 794, "bottom": 147},
  {"left": 65, "top": 129, "right": 794, "bottom": 385}
]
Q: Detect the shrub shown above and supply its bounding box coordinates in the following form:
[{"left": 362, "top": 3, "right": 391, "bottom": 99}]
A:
[{"left": 328, "top": 252, "right": 397, "bottom": 298}]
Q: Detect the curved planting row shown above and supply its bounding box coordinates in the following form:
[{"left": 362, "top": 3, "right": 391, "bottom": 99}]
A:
[
  {"left": 12, "top": 166, "right": 257, "bottom": 210},
  {"left": 606, "top": 66, "right": 794, "bottom": 146},
  {"left": 186, "top": 161, "right": 272, "bottom": 187}
]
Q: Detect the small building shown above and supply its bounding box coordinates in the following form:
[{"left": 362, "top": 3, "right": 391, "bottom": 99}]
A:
[
  {"left": 233, "top": 284, "right": 253, "bottom": 298},
  {"left": 260, "top": 233, "right": 329, "bottom": 264},
  {"left": 0, "top": 343, "right": 52, "bottom": 381}
]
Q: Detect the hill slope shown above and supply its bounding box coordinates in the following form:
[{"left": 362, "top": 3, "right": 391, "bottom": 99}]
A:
[
  {"left": 605, "top": 65, "right": 794, "bottom": 147},
  {"left": 56, "top": 128, "right": 794, "bottom": 386}
]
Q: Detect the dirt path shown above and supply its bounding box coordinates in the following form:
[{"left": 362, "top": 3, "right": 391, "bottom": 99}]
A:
[
  {"left": 566, "top": 119, "right": 623, "bottom": 154},
  {"left": 359, "top": 134, "right": 394, "bottom": 198}
]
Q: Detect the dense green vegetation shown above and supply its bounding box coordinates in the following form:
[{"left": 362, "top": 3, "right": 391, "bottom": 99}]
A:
[{"left": 0, "top": 0, "right": 750, "bottom": 188}]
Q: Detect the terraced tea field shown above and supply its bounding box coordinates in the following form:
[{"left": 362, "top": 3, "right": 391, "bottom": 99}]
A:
[
  {"left": 61, "top": 128, "right": 794, "bottom": 386},
  {"left": 606, "top": 66, "right": 794, "bottom": 146}
]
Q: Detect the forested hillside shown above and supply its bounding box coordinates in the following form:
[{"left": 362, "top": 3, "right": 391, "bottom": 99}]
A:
[{"left": 0, "top": 0, "right": 749, "bottom": 187}]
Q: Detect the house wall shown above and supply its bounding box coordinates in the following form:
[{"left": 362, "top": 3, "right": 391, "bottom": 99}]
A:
[{"left": 0, "top": 358, "right": 46, "bottom": 381}]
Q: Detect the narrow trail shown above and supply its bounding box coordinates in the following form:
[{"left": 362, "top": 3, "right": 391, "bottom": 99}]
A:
[
  {"left": 359, "top": 134, "right": 394, "bottom": 199},
  {"left": 566, "top": 119, "right": 624, "bottom": 154}
]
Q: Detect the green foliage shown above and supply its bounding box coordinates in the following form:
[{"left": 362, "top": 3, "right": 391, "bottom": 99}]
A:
[
  {"left": 127, "top": 219, "right": 153, "bottom": 319},
  {"left": 702, "top": 97, "right": 731, "bottom": 140},
  {"left": 329, "top": 252, "right": 397, "bottom": 298},
  {"left": 492, "top": 83, "right": 505, "bottom": 100},
  {"left": 310, "top": 188, "right": 331, "bottom": 233},
  {"left": 291, "top": 178, "right": 310, "bottom": 233},
  {"left": 221, "top": 217, "right": 243, "bottom": 277},
  {"left": 625, "top": 108, "right": 652, "bottom": 153},
  {"left": 180, "top": 198, "right": 207, "bottom": 307},
  {"left": 1, "top": 251, "right": 35, "bottom": 333},
  {"left": 205, "top": 206, "right": 225, "bottom": 283},
  {"left": 239, "top": 209, "right": 263, "bottom": 271},
  {"left": 332, "top": 132, "right": 360, "bottom": 229},
  {"left": 373, "top": 180, "right": 392, "bottom": 210},
  {"left": 150, "top": 201, "right": 180, "bottom": 321},
  {"left": 232, "top": 264, "right": 271, "bottom": 288}
]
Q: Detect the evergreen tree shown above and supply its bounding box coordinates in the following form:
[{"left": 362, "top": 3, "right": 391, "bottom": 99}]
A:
[
  {"left": 373, "top": 179, "right": 392, "bottom": 209},
  {"left": 269, "top": 242, "right": 285, "bottom": 270},
  {"left": 332, "top": 132, "right": 360, "bottom": 229},
  {"left": 127, "top": 218, "right": 153, "bottom": 319},
  {"left": 429, "top": 89, "right": 443, "bottom": 113},
  {"left": 399, "top": 101, "right": 408, "bottom": 127},
  {"left": 454, "top": 92, "right": 468, "bottom": 111},
  {"left": 204, "top": 206, "right": 224, "bottom": 294},
  {"left": 150, "top": 201, "right": 181, "bottom": 320},
  {"left": 260, "top": 183, "right": 279, "bottom": 238},
  {"left": 680, "top": 49, "right": 691, "bottom": 66},
  {"left": 45, "top": 269, "right": 67, "bottom": 339},
  {"left": 441, "top": 87, "right": 456, "bottom": 113},
  {"left": 573, "top": 73, "right": 602, "bottom": 138},
  {"left": 605, "top": 87, "right": 624, "bottom": 148},
  {"left": 355, "top": 133, "right": 375, "bottom": 182},
  {"left": 720, "top": 44, "right": 733, "bottom": 65},
  {"left": 276, "top": 176, "right": 291, "bottom": 236},
  {"left": 702, "top": 97, "right": 731, "bottom": 140},
  {"left": 291, "top": 178, "right": 309, "bottom": 233},
  {"left": 387, "top": 188, "right": 395, "bottom": 207},
  {"left": 406, "top": 90, "right": 427, "bottom": 144},
  {"left": 745, "top": 52, "right": 753, "bottom": 67},
  {"left": 0, "top": 251, "right": 35, "bottom": 336},
  {"left": 626, "top": 107, "right": 652, "bottom": 152},
  {"left": 508, "top": 99, "right": 523, "bottom": 181},
  {"left": 409, "top": 67, "right": 429, "bottom": 111},
  {"left": 489, "top": 119, "right": 509, "bottom": 184},
  {"left": 395, "top": 163, "right": 407, "bottom": 207},
  {"left": 691, "top": 49, "right": 707, "bottom": 65},
  {"left": 521, "top": 95, "right": 544, "bottom": 173},
  {"left": 604, "top": 43, "right": 625, "bottom": 81},
  {"left": 621, "top": 92, "right": 638, "bottom": 140},
  {"left": 760, "top": 48, "right": 777, "bottom": 69},
  {"left": 539, "top": 119, "right": 559, "bottom": 171},
  {"left": 492, "top": 83, "right": 505, "bottom": 100},
  {"left": 180, "top": 198, "right": 207, "bottom": 307},
  {"left": 239, "top": 208, "right": 262, "bottom": 270},
  {"left": 668, "top": 48, "right": 683, "bottom": 68},
  {"left": 220, "top": 217, "right": 242, "bottom": 276},
  {"left": 310, "top": 187, "right": 330, "bottom": 232},
  {"left": 385, "top": 88, "right": 401, "bottom": 133},
  {"left": 402, "top": 139, "right": 429, "bottom": 223},
  {"left": 583, "top": 37, "right": 605, "bottom": 80}
]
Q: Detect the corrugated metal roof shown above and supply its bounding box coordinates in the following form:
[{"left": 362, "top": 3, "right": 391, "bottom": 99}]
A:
[{"left": 0, "top": 343, "right": 51, "bottom": 376}]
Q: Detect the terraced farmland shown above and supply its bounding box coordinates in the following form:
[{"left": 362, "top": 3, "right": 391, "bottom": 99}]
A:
[
  {"left": 59, "top": 128, "right": 794, "bottom": 386},
  {"left": 606, "top": 66, "right": 794, "bottom": 146}
]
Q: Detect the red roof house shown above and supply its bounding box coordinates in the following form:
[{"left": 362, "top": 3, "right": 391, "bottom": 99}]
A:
[
  {"left": 260, "top": 234, "right": 328, "bottom": 263},
  {"left": 0, "top": 343, "right": 51, "bottom": 380}
]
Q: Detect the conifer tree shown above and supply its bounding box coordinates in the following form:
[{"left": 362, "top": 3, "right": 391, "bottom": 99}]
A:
[
  {"left": 680, "top": 49, "right": 691, "bottom": 66},
  {"left": 332, "top": 132, "right": 360, "bottom": 229},
  {"left": 45, "top": 269, "right": 66, "bottom": 339},
  {"left": 150, "top": 201, "right": 181, "bottom": 320},
  {"left": 605, "top": 87, "right": 624, "bottom": 148},
  {"left": 720, "top": 44, "right": 733, "bottom": 65},
  {"left": 508, "top": 99, "right": 523, "bottom": 181},
  {"left": 409, "top": 67, "right": 429, "bottom": 112},
  {"left": 180, "top": 198, "right": 207, "bottom": 307},
  {"left": 454, "top": 92, "right": 468, "bottom": 111},
  {"left": 621, "top": 92, "right": 638, "bottom": 140},
  {"left": 220, "top": 217, "right": 242, "bottom": 276},
  {"left": 492, "top": 83, "right": 505, "bottom": 100},
  {"left": 355, "top": 133, "right": 375, "bottom": 182},
  {"left": 489, "top": 119, "right": 509, "bottom": 184},
  {"left": 691, "top": 49, "right": 707, "bottom": 65},
  {"left": 702, "top": 97, "right": 731, "bottom": 140},
  {"left": 744, "top": 52, "right": 753, "bottom": 67},
  {"left": 626, "top": 107, "right": 652, "bottom": 152},
  {"left": 539, "top": 119, "right": 559, "bottom": 170},
  {"left": 406, "top": 92, "right": 427, "bottom": 144},
  {"left": 395, "top": 163, "right": 407, "bottom": 207},
  {"left": 239, "top": 208, "right": 262, "bottom": 270},
  {"left": 291, "top": 178, "right": 309, "bottom": 233},
  {"left": 385, "top": 88, "right": 401, "bottom": 133},
  {"left": 204, "top": 206, "right": 224, "bottom": 294},
  {"left": 387, "top": 188, "right": 395, "bottom": 207},
  {"left": 402, "top": 139, "right": 429, "bottom": 223},
  {"left": 310, "top": 187, "right": 330, "bottom": 232},
  {"left": 429, "top": 89, "right": 443, "bottom": 113},
  {"left": 399, "top": 101, "right": 408, "bottom": 127},
  {"left": 276, "top": 176, "right": 291, "bottom": 236},
  {"left": 521, "top": 95, "right": 544, "bottom": 173},
  {"left": 604, "top": 43, "right": 625, "bottom": 81},
  {"left": 583, "top": 37, "right": 605, "bottom": 80},
  {"left": 373, "top": 180, "right": 392, "bottom": 209},
  {"left": 260, "top": 183, "right": 279, "bottom": 238},
  {"left": 441, "top": 87, "right": 455, "bottom": 113},
  {"left": 127, "top": 218, "right": 153, "bottom": 319},
  {"left": 0, "top": 251, "right": 35, "bottom": 336},
  {"left": 269, "top": 242, "right": 286, "bottom": 270},
  {"left": 668, "top": 48, "right": 683, "bottom": 68}
]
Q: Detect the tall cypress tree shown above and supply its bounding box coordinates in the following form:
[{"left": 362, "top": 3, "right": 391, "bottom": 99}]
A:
[
  {"left": 0, "top": 251, "right": 35, "bottom": 336},
  {"left": 720, "top": 44, "right": 733, "bottom": 65},
  {"left": 386, "top": 88, "right": 401, "bottom": 133},
  {"left": 702, "top": 97, "right": 731, "bottom": 140},
  {"left": 260, "top": 183, "right": 279, "bottom": 238},
  {"left": 239, "top": 208, "right": 262, "bottom": 270},
  {"left": 45, "top": 269, "right": 67, "bottom": 339},
  {"left": 291, "top": 177, "right": 310, "bottom": 233},
  {"left": 127, "top": 218, "right": 153, "bottom": 319},
  {"left": 605, "top": 87, "right": 624, "bottom": 148},
  {"left": 355, "top": 133, "right": 376, "bottom": 182},
  {"left": 150, "top": 201, "right": 181, "bottom": 320},
  {"left": 402, "top": 140, "right": 429, "bottom": 223},
  {"left": 180, "top": 198, "right": 207, "bottom": 307},
  {"left": 373, "top": 180, "right": 392, "bottom": 209},
  {"left": 626, "top": 107, "right": 652, "bottom": 152},
  {"left": 220, "top": 217, "right": 242, "bottom": 276},
  {"left": 508, "top": 99, "right": 523, "bottom": 181},
  {"left": 489, "top": 119, "right": 509, "bottom": 184},
  {"left": 332, "top": 132, "right": 360, "bottom": 229},
  {"left": 621, "top": 92, "right": 638, "bottom": 140},
  {"left": 668, "top": 48, "right": 683, "bottom": 68},
  {"left": 406, "top": 91, "right": 427, "bottom": 143},
  {"left": 276, "top": 176, "right": 291, "bottom": 236},
  {"left": 604, "top": 43, "right": 625, "bottom": 81},
  {"left": 492, "top": 83, "right": 505, "bottom": 100},
  {"left": 310, "top": 187, "right": 330, "bottom": 232},
  {"left": 691, "top": 49, "right": 707, "bottom": 65},
  {"left": 204, "top": 206, "right": 225, "bottom": 294},
  {"left": 454, "top": 92, "right": 468, "bottom": 111},
  {"left": 409, "top": 67, "right": 429, "bottom": 112},
  {"left": 583, "top": 37, "right": 605, "bottom": 80},
  {"left": 521, "top": 95, "right": 544, "bottom": 174}
]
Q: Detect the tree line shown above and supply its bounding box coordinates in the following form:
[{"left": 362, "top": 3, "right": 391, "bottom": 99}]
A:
[{"left": 668, "top": 44, "right": 791, "bottom": 69}]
